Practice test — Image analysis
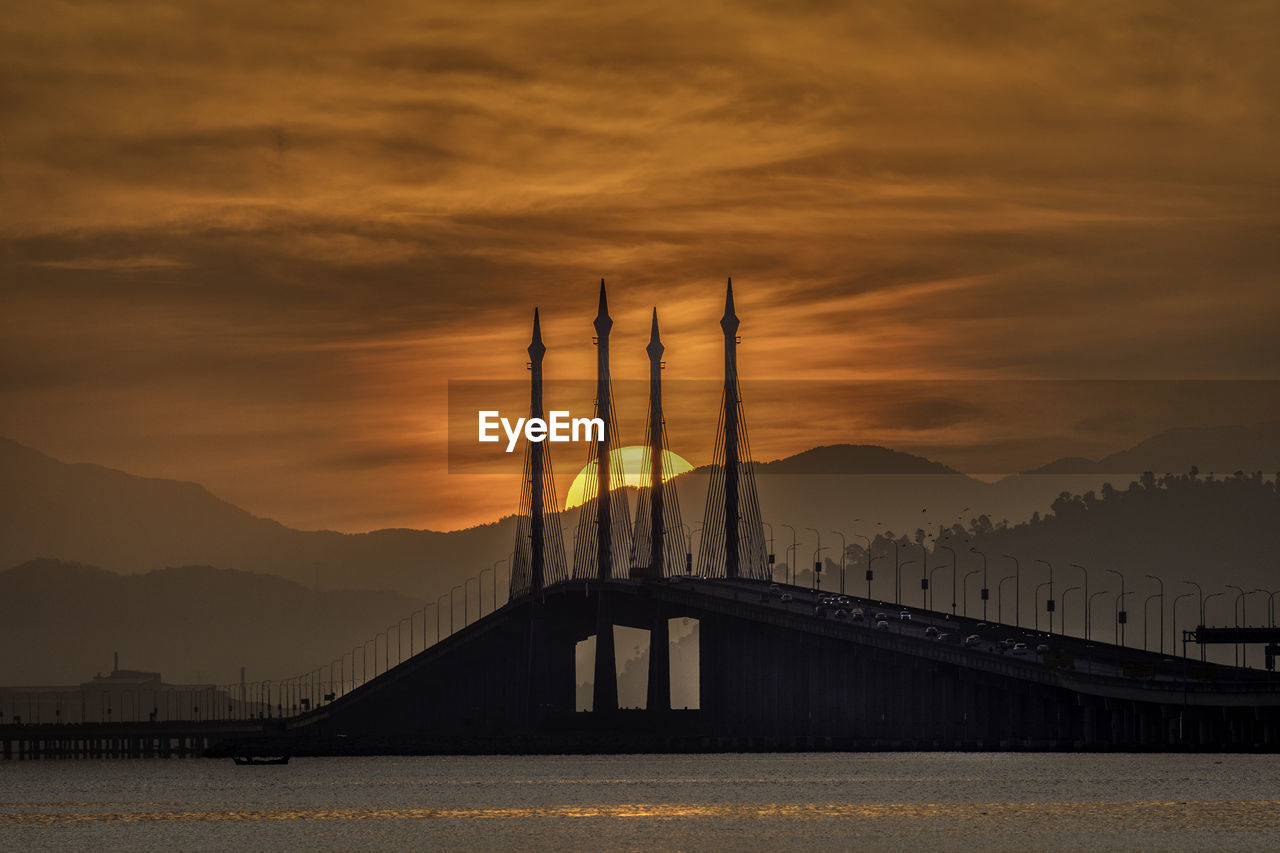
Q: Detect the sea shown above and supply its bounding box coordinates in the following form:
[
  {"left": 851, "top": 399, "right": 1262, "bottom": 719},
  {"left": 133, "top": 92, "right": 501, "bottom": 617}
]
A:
[{"left": 2, "top": 752, "right": 1278, "bottom": 850}]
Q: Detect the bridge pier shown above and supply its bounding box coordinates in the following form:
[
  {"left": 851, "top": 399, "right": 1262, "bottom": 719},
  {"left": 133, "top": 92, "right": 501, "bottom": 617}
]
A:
[
  {"left": 591, "top": 598, "right": 618, "bottom": 717},
  {"left": 646, "top": 611, "right": 670, "bottom": 713}
]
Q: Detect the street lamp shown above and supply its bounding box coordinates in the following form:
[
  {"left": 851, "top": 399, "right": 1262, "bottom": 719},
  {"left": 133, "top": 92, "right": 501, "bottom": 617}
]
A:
[
  {"left": 1144, "top": 574, "right": 1164, "bottom": 654},
  {"left": 1115, "top": 590, "right": 1133, "bottom": 647},
  {"left": 1184, "top": 580, "right": 1205, "bottom": 661},
  {"left": 451, "top": 584, "right": 463, "bottom": 635},
  {"left": 1089, "top": 590, "right": 1110, "bottom": 642},
  {"left": 807, "top": 528, "right": 822, "bottom": 591},
  {"left": 812, "top": 544, "right": 827, "bottom": 592},
  {"left": 1002, "top": 554, "right": 1021, "bottom": 628},
  {"left": 929, "top": 564, "right": 948, "bottom": 611},
  {"left": 1227, "top": 584, "right": 1245, "bottom": 667},
  {"left": 997, "top": 574, "right": 1016, "bottom": 625},
  {"left": 437, "top": 593, "right": 449, "bottom": 642},
  {"left": 1036, "top": 559, "right": 1055, "bottom": 634},
  {"left": 941, "top": 545, "right": 958, "bottom": 615},
  {"left": 1034, "top": 581, "right": 1050, "bottom": 632},
  {"left": 969, "top": 547, "right": 989, "bottom": 621},
  {"left": 782, "top": 524, "right": 797, "bottom": 586},
  {"left": 762, "top": 522, "right": 777, "bottom": 580},
  {"left": 1106, "top": 568, "right": 1127, "bottom": 646},
  {"left": 962, "top": 569, "right": 980, "bottom": 618},
  {"left": 1071, "top": 563, "right": 1090, "bottom": 639},
  {"left": 1203, "top": 591, "right": 1225, "bottom": 664},
  {"left": 854, "top": 532, "right": 874, "bottom": 599},
  {"left": 1171, "top": 591, "right": 1194, "bottom": 659},
  {"left": 831, "top": 530, "right": 846, "bottom": 595},
  {"left": 1062, "top": 586, "right": 1081, "bottom": 635}
]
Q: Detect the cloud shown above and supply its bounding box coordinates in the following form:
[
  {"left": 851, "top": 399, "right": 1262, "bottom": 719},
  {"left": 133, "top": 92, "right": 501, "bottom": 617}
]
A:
[{"left": 2, "top": 0, "right": 1278, "bottom": 530}]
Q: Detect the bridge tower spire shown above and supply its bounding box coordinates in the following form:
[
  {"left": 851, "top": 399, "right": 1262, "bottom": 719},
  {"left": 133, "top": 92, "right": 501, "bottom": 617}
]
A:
[
  {"left": 528, "top": 308, "right": 548, "bottom": 592},
  {"left": 721, "top": 279, "right": 741, "bottom": 579},
  {"left": 593, "top": 280, "right": 614, "bottom": 580},
  {"left": 645, "top": 308, "right": 666, "bottom": 577},
  {"left": 510, "top": 308, "right": 568, "bottom": 599},
  {"left": 697, "top": 278, "right": 768, "bottom": 580}
]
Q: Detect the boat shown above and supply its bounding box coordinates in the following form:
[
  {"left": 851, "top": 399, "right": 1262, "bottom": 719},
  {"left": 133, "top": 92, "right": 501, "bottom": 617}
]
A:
[{"left": 232, "top": 755, "right": 290, "bottom": 765}]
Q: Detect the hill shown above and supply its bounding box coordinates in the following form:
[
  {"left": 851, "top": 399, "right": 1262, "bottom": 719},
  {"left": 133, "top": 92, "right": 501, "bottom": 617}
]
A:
[{"left": 0, "top": 559, "right": 424, "bottom": 684}]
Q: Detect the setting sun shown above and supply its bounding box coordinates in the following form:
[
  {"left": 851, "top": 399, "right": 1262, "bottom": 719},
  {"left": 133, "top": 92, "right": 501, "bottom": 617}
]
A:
[{"left": 563, "top": 446, "right": 694, "bottom": 510}]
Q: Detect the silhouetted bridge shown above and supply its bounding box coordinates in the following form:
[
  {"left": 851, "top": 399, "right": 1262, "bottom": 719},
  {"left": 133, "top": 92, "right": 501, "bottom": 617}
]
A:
[
  {"left": 7, "top": 282, "right": 1279, "bottom": 759},
  {"left": 10, "top": 577, "right": 1280, "bottom": 758}
]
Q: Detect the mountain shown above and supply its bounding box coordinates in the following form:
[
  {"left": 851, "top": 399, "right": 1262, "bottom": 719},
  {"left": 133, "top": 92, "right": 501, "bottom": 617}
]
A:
[
  {"left": 0, "top": 436, "right": 515, "bottom": 598},
  {"left": 0, "top": 559, "right": 423, "bottom": 684},
  {"left": 1025, "top": 422, "right": 1280, "bottom": 476}
]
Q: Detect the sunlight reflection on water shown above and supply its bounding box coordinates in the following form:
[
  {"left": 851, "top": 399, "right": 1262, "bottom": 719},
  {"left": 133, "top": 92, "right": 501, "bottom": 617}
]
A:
[{"left": 2, "top": 753, "right": 1279, "bottom": 850}]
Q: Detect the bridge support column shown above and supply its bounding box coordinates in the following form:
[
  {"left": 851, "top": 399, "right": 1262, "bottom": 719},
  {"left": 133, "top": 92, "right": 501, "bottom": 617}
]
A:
[
  {"left": 592, "top": 596, "right": 618, "bottom": 717},
  {"left": 647, "top": 611, "right": 670, "bottom": 713}
]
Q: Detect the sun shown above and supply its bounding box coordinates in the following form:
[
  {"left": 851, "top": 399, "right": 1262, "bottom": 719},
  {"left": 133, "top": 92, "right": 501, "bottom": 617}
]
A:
[{"left": 564, "top": 446, "right": 694, "bottom": 510}]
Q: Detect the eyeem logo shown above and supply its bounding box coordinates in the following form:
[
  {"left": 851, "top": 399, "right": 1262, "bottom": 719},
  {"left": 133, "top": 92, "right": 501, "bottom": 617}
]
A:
[{"left": 478, "top": 410, "right": 605, "bottom": 453}]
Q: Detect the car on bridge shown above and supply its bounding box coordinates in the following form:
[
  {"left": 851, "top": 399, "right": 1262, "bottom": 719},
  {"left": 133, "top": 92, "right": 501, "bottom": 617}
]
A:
[
  {"left": 876, "top": 620, "right": 889, "bottom": 631},
  {"left": 963, "top": 634, "right": 981, "bottom": 647},
  {"left": 1012, "top": 643, "right": 1030, "bottom": 656},
  {"left": 925, "top": 625, "right": 939, "bottom": 638},
  {"left": 899, "top": 611, "right": 912, "bottom": 622},
  {"left": 874, "top": 612, "right": 888, "bottom": 622},
  {"left": 851, "top": 609, "right": 864, "bottom": 621}
]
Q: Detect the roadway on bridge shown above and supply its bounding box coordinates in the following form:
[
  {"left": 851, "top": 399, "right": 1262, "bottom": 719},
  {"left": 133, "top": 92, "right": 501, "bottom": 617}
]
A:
[{"left": 654, "top": 575, "right": 1261, "bottom": 684}]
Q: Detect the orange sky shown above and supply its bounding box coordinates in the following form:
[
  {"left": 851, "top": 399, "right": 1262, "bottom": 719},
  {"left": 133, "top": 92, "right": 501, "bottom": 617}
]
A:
[{"left": 2, "top": 1, "right": 1279, "bottom": 531}]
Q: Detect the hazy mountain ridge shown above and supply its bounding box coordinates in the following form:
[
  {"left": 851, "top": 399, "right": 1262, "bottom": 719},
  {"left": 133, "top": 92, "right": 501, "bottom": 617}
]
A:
[
  {"left": 3, "top": 422, "right": 1277, "bottom": 607},
  {"left": 1024, "top": 421, "right": 1280, "bottom": 476},
  {"left": 0, "top": 559, "right": 424, "bottom": 685}
]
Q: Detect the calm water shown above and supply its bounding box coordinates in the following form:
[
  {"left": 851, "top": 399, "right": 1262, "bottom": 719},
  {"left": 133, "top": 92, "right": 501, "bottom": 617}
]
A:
[{"left": 2, "top": 752, "right": 1278, "bottom": 850}]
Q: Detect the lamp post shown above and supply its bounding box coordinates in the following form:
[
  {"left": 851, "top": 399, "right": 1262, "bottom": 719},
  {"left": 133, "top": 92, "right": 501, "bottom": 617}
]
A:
[
  {"left": 1203, "top": 591, "right": 1225, "bottom": 664},
  {"left": 490, "top": 561, "right": 505, "bottom": 612},
  {"left": 782, "top": 524, "right": 797, "bottom": 586},
  {"left": 1227, "top": 584, "right": 1245, "bottom": 667},
  {"left": 1071, "top": 563, "right": 1090, "bottom": 639},
  {"left": 1062, "top": 586, "right": 1081, "bottom": 635},
  {"left": 465, "top": 576, "right": 479, "bottom": 626},
  {"left": 832, "top": 530, "right": 846, "bottom": 595},
  {"left": 941, "top": 545, "right": 958, "bottom": 615},
  {"left": 785, "top": 543, "right": 799, "bottom": 589},
  {"left": 1002, "top": 554, "right": 1021, "bottom": 628},
  {"left": 962, "top": 569, "right": 980, "bottom": 618},
  {"left": 890, "top": 539, "right": 903, "bottom": 605},
  {"left": 1089, "top": 590, "right": 1110, "bottom": 643},
  {"left": 917, "top": 539, "right": 929, "bottom": 609},
  {"left": 1172, "top": 591, "right": 1194, "bottom": 659},
  {"left": 1036, "top": 559, "right": 1055, "bottom": 634},
  {"left": 969, "top": 547, "right": 989, "bottom": 621},
  {"left": 763, "top": 522, "right": 776, "bottom": 580},
  {"left": 812, "top": 544, "right": 827, "bottom": 592},
  {"left": 1184, "top": 580, "right": 1205, "bottom": 661},
  {"left": 1034, "top": 581, "right": 1050, "bottom": 631},
  {"left": 807, "top": 528, "right": 822, "bottom": 591},
  {"left": 1106, "top": 568, "right": 1127, "bottom": 646},
  {"left": 997, "top": 574, "right": 1016, "bottom": 625},
  {"left": 929, "top": 565, "right": 948, "bottom": 612},
  {"left": 437, "top": 593, "right": 449, "bottom": 642},
  {"left": 450, "top": 584, "right": 463, "bottom": 635},
  {"left": 1115, "top": 591, "right": 1133, "bottom": 647},
  {"left": 854, "top": 533, "right": 873, "bottom": 599},
  {"left": 901, "top": 560, "right": 917, "bottom": 606},
  {"left": 1144, "top": 574, "right": 1164, "bottom": 654}
]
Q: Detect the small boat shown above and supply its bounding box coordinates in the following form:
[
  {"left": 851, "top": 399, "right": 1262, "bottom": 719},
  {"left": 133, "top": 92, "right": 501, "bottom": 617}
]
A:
[{"left": 232, "top": 755, "right": 290, "bottom": 765}]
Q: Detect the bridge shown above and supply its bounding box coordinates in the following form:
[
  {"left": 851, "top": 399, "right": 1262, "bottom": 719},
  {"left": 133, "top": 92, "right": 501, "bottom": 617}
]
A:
[{"left": 5, "top": 280, "right": 1280, "bottom": 758}]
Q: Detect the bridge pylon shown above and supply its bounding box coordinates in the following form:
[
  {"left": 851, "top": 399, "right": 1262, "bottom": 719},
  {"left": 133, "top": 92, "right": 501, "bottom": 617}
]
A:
[
  {"left": 510, "top": 308, "right": 569, "bottom": 598},
  {"left": 697, "top": 278, "right": 768, "bottom": 580}
]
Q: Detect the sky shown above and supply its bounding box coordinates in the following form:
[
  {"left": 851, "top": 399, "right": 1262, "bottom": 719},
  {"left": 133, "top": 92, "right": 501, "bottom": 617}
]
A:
[{"left": 2, "top": 0, "right": 1279, "bottom": 532}]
